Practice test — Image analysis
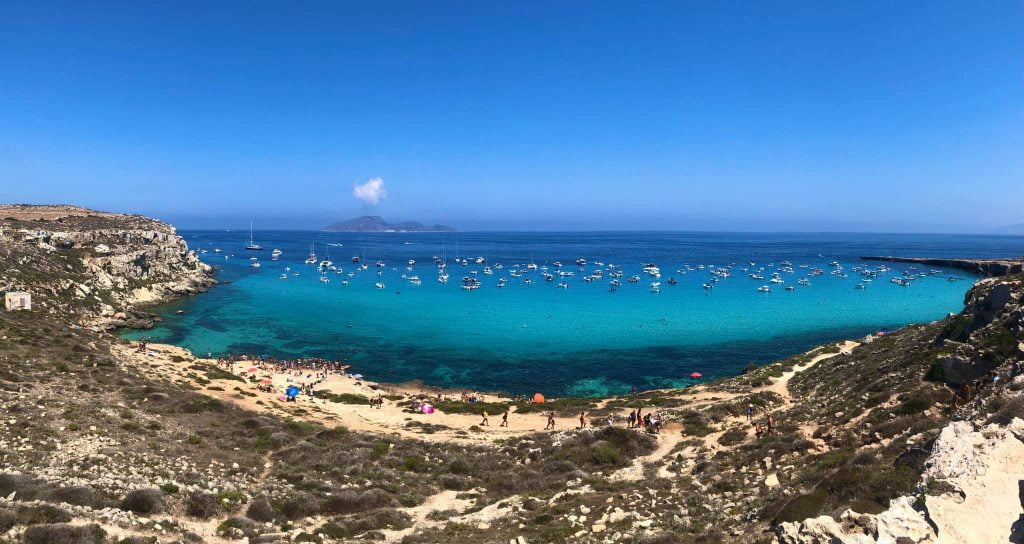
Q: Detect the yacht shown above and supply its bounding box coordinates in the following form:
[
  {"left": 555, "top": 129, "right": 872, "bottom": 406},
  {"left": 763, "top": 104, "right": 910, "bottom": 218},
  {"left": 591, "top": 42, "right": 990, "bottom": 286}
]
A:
[
  {"left": 526, "top": 262, "right": 538, "bottom": 270},
  {"left": 352, "top": 255, "right": 361, "bottom": 263},
  {"left": 438, "top": 272, "right": 449, "bottom": 283},
  {"left": 279, "top": 273, "right": 287, "bottom": 280},
  {"left": 757, "top": 285, "right": 771, "bottom": 292},
  {"left": 408, "top": 276, "right": 422, "bottom": 285},
  {"left": 244, "top": 221, "right": 263, "bottom": 251},
  {"left": 375, "top": 282, "right": 386, "bottom": 289},
  {"left": 250, "top": 260, "right": 261, "bottom": 269},
  {"left": 461, "top": 277, "right": 481, "bottom": 290},
  {"left": 798, "top": 278, "right": 811, "bottom": 286},
  {"left": 408, "top": 259, "right": 415, "bottom": 266},
  {"left": 304, "top": 244, "right": 317, "bottom": 264},
  {"left": 649, "top": 282, "right": 661, "bottom": 293},
  {"left": 483, "top": 266, "right": 493, "bottom": 275},
  {"left": 271, "top": 248, "right": 282, "bottom": 258}
]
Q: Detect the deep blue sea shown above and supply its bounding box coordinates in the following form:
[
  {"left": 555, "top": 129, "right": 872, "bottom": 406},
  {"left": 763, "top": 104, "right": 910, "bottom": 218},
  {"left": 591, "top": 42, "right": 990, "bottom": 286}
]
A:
[{"left": 123, "top": 231, "right": 1022, "bottom": 397}]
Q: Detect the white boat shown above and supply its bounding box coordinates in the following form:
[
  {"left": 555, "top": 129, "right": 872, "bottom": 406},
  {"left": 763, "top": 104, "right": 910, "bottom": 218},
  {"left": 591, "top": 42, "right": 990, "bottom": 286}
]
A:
[
  {"left": 408, "top": 259, "right": 416, "bottom": 266},
  {"left": 649, "top": 282, "right": 661, "bottom": 293},
  {"left": 557, "top": 281, "right": 568, "bottom": 289},
  {"left": 784, "top": 285, "right": 795, "bottom": 291},
  {"left": 320, "top": 276, "right": 329, "bottom": 283},
  {"left": 757, "top": 285, "right": 770, "bottom": 292},
  {"left": 272, "top": 248, "right": 282, "bottom": 257},
  {"left": 250, "top": 261, "right": 261, "bottom": 268},
  {"left": 483, "top": 266, "right": 493, "bottom": 275},
  {"left": 461, "top": 277, "right": 481, "bottom": 290},
  {"left": 213, "top": 248, "right": 222, "bottom": 253},
  {"left": 438, "top": 273, "right": 449, "bottom": 283},
  {"left": 244, "top": 221, "right": 263, "bottom": 251},
  {"left": 855, "top": 283, "right": 865, "bottom": 289},
  {"left": 408, "top": 275, "right": 421, "bottom": 285},
  {"left": 798, "top": 278, "right": 811, "bottom": 286},
  {"left": 279, "top": 273, "right": 287, "bottom": 279},
  {"left": 305, "top": 243, "right": 317, "bottom": 264},
  {"left": 375, "top": 282, "right": 386, "bottom": 289}
]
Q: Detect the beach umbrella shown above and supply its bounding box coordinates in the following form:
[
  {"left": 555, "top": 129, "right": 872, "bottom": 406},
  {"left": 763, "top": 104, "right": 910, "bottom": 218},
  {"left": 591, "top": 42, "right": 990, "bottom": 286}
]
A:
[
  {"left": 285, "top": 385, "right": 300, "bottom": 398},
  {"left": 421, "top": 403, "right": 435, "bottom": 414},
  {"left": 532, "top": 393, "right": 545, "bottom": 404},
  {"left": 260, "top": 378, "right": 272, "bottom": 385},
  {"left": 690, "top": 372, "right": 703, "bottom": 379},
  {"left": 247, "top": 367, "right": 258, "bottom": 373}
]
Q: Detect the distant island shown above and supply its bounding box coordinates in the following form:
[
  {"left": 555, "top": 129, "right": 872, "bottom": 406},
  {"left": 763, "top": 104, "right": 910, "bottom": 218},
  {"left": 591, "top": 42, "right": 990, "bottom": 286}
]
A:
[{"left": 322, "top": 215, "right": 456, "bottom": 232}]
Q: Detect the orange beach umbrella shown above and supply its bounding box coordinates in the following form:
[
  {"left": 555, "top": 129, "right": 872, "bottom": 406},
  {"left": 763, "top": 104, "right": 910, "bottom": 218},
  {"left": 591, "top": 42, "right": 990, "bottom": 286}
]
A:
[{"left": 532, "top": 393, "right": 545, "bottom": 404}]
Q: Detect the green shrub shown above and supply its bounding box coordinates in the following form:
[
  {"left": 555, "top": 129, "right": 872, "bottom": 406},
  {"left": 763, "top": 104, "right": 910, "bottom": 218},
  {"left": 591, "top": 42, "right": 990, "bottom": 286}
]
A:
[
  {"left": 119, "top": 488, "right": 164, "bottom": 514},
  {"left": 23, "top": 523, "right": 105, "bottom": 544}
]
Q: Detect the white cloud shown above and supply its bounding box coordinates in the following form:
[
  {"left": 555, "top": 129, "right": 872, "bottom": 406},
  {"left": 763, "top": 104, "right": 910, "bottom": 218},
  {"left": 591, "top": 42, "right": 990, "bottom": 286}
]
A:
[{"left": 353, "top": 177, "right": 388, "bottom": 205}]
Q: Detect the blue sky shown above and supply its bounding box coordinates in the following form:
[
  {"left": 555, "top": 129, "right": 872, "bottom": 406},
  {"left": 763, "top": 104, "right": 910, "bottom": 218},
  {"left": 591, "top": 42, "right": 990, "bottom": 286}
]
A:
[{"left": 1, "top": 1, "right": 1022, "bottom": 232}]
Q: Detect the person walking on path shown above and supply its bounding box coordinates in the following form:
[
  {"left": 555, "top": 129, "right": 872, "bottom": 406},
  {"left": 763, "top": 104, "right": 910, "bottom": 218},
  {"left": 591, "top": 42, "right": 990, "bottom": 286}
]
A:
[
  {"left": 579, "top": 411, "right": 587, "bottom": 429},
  {"left": 746, "top": 403, "right": 754, "bottom": 422},
  {"left": 766, "top": 413, "right": 775, "bottom": 436},
  {"left": 480, "top": 411, "right": 489, "bottom": 427},
  {"left": 500, "top": 411, "right": 509, "bottom": 427},
  {"left": 545, "top": 411, "right": 556, "bottom": 430}
]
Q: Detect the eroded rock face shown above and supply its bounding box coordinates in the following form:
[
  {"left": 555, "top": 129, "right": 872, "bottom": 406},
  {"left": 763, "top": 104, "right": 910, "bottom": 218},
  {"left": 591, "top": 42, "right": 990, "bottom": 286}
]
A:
[
  {"left": 777, "top": 416, "right": 1024, "bottom": 544},
  {"left": 776, "top": 497, "right": 935, "bottom": 544},
  {"left": 0, "top": 206, "right": 214, "bottom": 328},
  {"left": 923, "top": 417, "right": 1024, "bottom": 544}
]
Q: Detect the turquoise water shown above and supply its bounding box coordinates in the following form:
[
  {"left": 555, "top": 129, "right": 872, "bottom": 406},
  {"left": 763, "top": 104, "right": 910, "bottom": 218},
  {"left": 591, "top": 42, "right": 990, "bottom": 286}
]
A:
[{"left": 125, "top": 231, "right": 1022, "bottom": 396}]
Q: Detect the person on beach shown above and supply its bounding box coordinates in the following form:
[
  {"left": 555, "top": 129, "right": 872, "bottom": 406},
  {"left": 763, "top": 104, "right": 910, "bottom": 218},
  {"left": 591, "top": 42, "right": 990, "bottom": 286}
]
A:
[
  {"left": 637, "top": 407, "right": 644, "bottom": 429},
  {"left": 500, "top": 411, "right": 509, "bottom": 427},
  {"left": 746, "top": 403, "right": 754, "bottom": 422},
  {"left": 480, "top": 411, "right": 489, "bottom": 426},
  {"left": 627, "top": 410, "right": 636, "bottom": 428},
  {"left": 766, "top": 413, "right": 775, "bottom": 436},
  {"left": 755, "top": 424, "right": 764, "bottom": 440},
  {"left": 579, "top": 411, "right": 587, "bottom": 429},
  {"left": 545, "top": 411, "right": 556, "bottom": 430}
]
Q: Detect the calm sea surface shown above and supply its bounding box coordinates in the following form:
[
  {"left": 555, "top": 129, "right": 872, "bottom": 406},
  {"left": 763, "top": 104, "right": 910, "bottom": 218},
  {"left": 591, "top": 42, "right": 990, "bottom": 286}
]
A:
[{"left": 123, "top": 231, "right": 1023, "bottom": 396}]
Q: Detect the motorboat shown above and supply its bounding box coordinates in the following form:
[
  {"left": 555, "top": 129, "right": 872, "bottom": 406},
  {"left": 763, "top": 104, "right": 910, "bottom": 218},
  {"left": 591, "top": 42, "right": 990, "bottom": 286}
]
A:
[{"left": 757, "top": 285, "right": 770, "bottom": 292}]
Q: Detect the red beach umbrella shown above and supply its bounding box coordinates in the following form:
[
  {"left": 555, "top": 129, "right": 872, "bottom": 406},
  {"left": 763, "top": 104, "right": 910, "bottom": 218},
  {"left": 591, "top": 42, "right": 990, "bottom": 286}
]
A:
[
  {"left": 690, "top": 372, "right": 703, "bottom": 379},
  {"left": 247, "top": 367, "right": 258, "bottom": 373}
]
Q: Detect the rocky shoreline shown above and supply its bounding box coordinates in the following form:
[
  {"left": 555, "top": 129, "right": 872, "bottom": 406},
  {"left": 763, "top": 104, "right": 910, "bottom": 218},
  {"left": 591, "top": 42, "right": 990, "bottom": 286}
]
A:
[{"left": 862, "top": 256, "right": 1024, "bottom": 277}]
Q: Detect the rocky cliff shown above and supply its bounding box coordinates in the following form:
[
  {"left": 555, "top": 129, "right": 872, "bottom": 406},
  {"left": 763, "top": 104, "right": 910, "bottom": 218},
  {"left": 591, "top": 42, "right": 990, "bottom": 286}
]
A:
[
  {"left": 777, "top": 274, "right": 1024, "bottom": 544},
  {"left": 0, "top": 204, "right": 213, "bottom": 329}
]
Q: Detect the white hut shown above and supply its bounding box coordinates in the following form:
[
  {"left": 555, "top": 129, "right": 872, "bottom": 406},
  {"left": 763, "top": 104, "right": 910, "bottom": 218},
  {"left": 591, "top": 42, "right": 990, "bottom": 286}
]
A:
[{"left": 4, "top": 291, "right": 31, "bottom": 311}]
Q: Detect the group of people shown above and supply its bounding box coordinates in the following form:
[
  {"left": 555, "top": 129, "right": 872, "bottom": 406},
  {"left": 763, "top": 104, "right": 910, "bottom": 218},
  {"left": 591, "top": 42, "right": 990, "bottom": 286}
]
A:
[{"left": 626, "top": 408, "right": 664, "bottom": 433}]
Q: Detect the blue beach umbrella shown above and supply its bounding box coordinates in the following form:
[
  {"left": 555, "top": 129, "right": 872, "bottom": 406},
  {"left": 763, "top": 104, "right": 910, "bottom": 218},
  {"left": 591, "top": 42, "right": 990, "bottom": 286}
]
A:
[{"left": 286, "top": 386, "right": 301, "bottom": 398}]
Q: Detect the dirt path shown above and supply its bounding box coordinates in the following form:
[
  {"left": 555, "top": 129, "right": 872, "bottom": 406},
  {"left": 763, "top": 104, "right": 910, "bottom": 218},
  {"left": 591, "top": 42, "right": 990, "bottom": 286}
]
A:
[
  {"left": 610, "top": 422, "right": 684, "bottom": 481},
  {"left": 765, "top": 340, "right": 860, "bottom": 402}
]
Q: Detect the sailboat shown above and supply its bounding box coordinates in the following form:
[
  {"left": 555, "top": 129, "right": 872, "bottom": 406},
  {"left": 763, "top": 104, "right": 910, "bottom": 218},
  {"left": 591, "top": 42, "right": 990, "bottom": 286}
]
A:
[
  {"left": 304, "top": 243, "right": 317, "bottom": 264},
  {"left": 244, "top": 221, "right": 263, "bottom": 250}
]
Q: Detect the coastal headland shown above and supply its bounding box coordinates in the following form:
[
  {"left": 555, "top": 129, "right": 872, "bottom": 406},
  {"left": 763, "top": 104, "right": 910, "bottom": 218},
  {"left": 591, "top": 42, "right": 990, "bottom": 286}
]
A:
[{"left": 1, "top": 205, "right": 1022, "bottom": 544}]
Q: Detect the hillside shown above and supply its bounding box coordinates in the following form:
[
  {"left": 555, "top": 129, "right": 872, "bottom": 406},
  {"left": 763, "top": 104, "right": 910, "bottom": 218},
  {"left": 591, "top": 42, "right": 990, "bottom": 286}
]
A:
[
  {"left": 1, "top": 206, "right": 1022, "bottom": 544},
  {"left": 323, "top": 216, "right": 456, "bottom": 233}
]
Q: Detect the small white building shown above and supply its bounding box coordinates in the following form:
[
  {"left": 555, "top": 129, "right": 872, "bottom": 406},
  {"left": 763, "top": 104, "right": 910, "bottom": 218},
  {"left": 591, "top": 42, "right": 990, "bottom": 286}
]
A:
[{"left": 4, "top": 291, "right": 31, "bottom": 311}]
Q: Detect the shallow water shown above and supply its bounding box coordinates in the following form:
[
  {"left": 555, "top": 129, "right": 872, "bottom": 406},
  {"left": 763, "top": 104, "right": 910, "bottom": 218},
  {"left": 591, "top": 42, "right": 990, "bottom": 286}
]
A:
[{"left": 124, "top": 231, "right": 1022, "bottom": 396}]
